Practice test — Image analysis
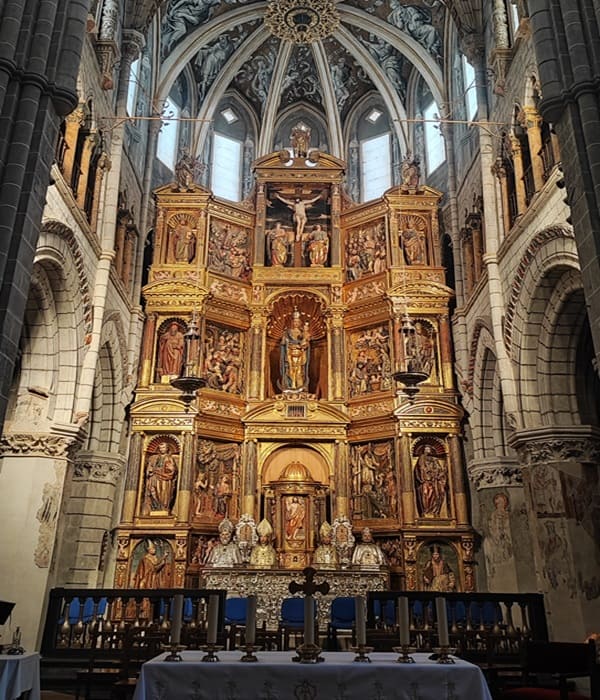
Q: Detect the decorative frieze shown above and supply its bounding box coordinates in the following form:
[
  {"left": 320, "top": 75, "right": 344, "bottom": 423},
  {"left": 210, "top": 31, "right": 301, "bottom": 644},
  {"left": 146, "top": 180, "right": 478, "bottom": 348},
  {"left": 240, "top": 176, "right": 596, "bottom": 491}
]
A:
[
  {"left": 467, "top": 460, "right": 523, "bottom": 490},
  {"left": 509, "top": 427, "right": 600, "bottom": 466},
  {"left": 0, "top": 434, "right": 78, "bottom": 459},
  {"left": 73, "top": 461, "right": 123, "bottom": 484}
]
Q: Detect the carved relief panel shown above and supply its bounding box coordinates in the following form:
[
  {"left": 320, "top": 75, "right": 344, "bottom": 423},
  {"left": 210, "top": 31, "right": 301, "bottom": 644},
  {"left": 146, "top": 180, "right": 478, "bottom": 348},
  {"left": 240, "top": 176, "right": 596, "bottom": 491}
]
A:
[
  {"left": 207, "top": 218, "right": 252, "bottom": 281},
  {"left": 345, "top": 219, "right": 386, "bottom": 281},
  {"left": 130, "top": 536, "right": 174, "bottom": 589},
  {"left": 347, "top": 324, "right": 393, "bottom": 397},
  {"left": 349, "top": 439, "right": 399, "bottom": 523},
  {"left": 192, "top": 438, "right": 242, "bottom": 523},
  {"left": 203, "top": 322, "right": 245, "bottom": 394}
]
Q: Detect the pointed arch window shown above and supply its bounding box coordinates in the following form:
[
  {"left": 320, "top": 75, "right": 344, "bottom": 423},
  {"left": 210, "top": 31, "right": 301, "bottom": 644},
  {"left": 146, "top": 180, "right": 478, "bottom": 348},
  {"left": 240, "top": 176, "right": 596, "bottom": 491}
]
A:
[
  {"left": 423, "top": 101, "right": 445, "bottom": 173},
  {"left": 156, "top": 97, "right": 180, "bottom": 170},
  {"left": 463, "top": 55, "right": 477, "bottom": 121},
  {"left": 211, "top": 132, "right": 242, "bottom": 201},
  {"left": 360, "top": 132, "right": 392, "bottom": 201}
]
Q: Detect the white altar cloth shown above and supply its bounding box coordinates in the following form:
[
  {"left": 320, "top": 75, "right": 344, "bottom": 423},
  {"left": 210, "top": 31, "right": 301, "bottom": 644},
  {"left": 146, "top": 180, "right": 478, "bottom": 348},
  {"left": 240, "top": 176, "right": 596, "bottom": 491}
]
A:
[
  {"left": 0, "top": 652, "right": 41, "bottom": 700},
  {"left": 133, "top": 650, "right": 493, "bottom": 700}
]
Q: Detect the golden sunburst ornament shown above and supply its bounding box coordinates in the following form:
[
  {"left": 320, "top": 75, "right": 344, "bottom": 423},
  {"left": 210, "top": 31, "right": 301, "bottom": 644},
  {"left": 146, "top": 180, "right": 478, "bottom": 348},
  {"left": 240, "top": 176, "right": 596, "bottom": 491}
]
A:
[{"left": 265, "top": 0, "right": 340, "bottom": 44}]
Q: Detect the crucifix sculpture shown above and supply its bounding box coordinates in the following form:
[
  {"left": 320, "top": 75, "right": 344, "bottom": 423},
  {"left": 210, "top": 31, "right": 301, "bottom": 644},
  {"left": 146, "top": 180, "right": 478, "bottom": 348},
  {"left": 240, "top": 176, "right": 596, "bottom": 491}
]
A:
[{"left": 288, "top": 567, "right": 330, "bottom": 662}]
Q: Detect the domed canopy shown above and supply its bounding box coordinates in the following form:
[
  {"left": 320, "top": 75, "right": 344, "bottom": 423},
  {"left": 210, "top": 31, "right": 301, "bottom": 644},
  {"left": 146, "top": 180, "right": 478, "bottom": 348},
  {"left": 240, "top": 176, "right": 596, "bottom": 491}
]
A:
[{"left": 278, "top": 460, "right": 315, "bottom": 483}]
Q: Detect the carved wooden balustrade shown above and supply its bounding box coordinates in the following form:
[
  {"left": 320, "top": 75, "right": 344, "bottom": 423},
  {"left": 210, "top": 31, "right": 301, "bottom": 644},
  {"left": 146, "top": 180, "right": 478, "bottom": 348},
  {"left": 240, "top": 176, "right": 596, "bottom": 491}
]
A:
[{"left": 366, "top": 591, "right": 548, "bottom": 666}]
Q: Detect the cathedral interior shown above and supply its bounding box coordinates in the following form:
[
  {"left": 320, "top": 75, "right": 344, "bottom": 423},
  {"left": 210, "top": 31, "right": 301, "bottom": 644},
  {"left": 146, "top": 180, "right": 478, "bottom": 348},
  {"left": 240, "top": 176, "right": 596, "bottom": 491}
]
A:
[{"left": 1, "top": 0, "right": 600, "bottom": 665}]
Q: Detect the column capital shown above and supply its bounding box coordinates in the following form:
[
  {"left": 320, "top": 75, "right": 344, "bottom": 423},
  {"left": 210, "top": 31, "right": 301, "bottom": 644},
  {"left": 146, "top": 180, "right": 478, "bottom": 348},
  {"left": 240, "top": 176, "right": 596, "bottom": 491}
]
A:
[{"left": 508, "top": 426, "right": 600, "bottom": 465}]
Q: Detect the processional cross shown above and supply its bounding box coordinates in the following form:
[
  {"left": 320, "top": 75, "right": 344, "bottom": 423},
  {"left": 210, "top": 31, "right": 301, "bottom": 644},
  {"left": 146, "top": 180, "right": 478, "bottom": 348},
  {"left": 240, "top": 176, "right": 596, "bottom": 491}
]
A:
[{"left": 288, "top": 567, "right": 330, "bottom": 653}]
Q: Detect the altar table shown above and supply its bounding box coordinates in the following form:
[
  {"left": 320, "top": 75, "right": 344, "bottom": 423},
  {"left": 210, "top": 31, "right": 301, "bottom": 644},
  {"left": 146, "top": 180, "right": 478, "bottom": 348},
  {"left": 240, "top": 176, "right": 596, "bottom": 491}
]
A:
[
  {"left": 133, "top": 650, "right": 493, "bottom": 700},
  {"left": 0, "top": 652, "right": 41, "bottom": 700}
]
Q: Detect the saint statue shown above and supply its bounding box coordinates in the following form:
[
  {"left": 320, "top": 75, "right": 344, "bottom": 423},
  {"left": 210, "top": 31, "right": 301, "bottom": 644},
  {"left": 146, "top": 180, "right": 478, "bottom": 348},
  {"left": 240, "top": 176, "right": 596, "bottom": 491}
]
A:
[
  {"left": 351, "top": 527, "right": 387, "bottom": 569},
  {"left": 206, "top": 518, "right": 242, "bottom": 567},
  {"left": 157, "top": 322, "right": 185, "bottom": 378},
  {"left": 250, "top": 518, "right": 277, "bottom": 568},
  {"left": 279, "top": 309, "right": 311, "bottom": 392},
  {"left": 267, "top": 222, "right": 290, "bottom": 266},
  {"left": 400, "top": 151, "right": 421, "bottom": 190},
  {"left": 143, "top": 441, "right": 179, "bottom": 514},
  {"left": 307, "top": 224, "right": 329, "bottom": 266},
  {"left": 291, "top": 123, "right": 311, "bottom": 158},
  {"left": 312, "top": 522, "right": 338, "bottom": 569},
  {"left": 172, "top": 224, "right": 196, "bottom": 263},
  {"left": 414, "top": 445, "right": 447, "bottom": 517}
]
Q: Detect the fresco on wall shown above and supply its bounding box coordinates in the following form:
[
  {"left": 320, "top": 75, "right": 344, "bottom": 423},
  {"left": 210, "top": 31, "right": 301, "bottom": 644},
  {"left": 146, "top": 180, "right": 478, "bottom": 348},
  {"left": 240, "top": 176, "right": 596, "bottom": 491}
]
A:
[
  {"left": 232, "top": 38, "right": 280, "bottom": 116},
  {"left": 280, "top": 45, "right": 324, "bottom": 111},
  {"left": 482, "top": 492, "right": 515, "bottom": 579}
]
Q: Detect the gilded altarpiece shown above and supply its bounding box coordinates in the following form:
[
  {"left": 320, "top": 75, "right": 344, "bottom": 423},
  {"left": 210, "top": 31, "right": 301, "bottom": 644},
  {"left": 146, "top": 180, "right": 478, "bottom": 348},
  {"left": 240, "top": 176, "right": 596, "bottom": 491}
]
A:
[{"left": 115, "top": 146, "right": 476, "bottom": 606}]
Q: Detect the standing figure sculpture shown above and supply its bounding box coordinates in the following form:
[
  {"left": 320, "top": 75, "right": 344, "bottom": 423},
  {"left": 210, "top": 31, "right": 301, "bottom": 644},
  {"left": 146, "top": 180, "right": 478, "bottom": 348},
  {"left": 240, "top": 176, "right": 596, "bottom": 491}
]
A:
[
  {"left": 307, "top": 224, "right": 329, "bottom": 266},
  {"left": 280, "top": 310, "right": 311, "bottom": 392},
  {"left": 414, "top": 445, "right": 447, "bottom": 517},
  {"left": 275, "top": 192, "right": 321, "bottom": 240},
  {"left": 144, "top": 441, "right": 179, "bottom": 514},
  {"left": 157, "top": 322, "right": 185, "bottom": 378}
]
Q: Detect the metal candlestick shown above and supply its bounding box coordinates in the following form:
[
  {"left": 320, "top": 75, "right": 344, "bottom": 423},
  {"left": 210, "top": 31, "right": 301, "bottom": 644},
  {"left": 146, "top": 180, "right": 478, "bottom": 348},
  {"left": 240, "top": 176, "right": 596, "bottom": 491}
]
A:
[
  {"left": 239, "top": 643, "right": 261, "bottom": 662},
  {"left": 200, "top": 643, "right": 223, "bottom": 662},
  {"left": 434, "top": 645, "right": 456, "bottom": 664},
  {"left": 292, "top": 642, "right": 324, "bottom": 664},
  {"left": 393, "top": 645, "right": 415, "bottom": 663},
  {"left": 162, "top": 643, "right": 186, "bottom": 662},
  {"left": 351, "top": 644, "right": 373, "bottom": 662}
]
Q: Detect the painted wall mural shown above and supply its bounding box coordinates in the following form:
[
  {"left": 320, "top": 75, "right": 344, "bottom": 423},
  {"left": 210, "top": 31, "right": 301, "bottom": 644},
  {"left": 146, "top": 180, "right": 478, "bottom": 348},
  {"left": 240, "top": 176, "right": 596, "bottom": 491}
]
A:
[
  {"left": 347, "top": 325, "right": 392, "bottom": 397},
  {"left": 350, "top": 439, "right": 398, "bottom": 521}
]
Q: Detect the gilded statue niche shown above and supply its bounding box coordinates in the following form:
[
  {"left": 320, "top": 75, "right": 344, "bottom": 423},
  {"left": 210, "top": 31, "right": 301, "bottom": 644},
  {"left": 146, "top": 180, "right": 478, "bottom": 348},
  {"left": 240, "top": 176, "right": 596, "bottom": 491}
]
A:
[
  {"left": 398, "top": 212, "right": 429, "bottom": 265},
  {"left": 345, "top": 219, "right": 386, "bottom": 281},
  {"left": 192, "top": 438, "right": 241, "bottom": 523},
  {"left": 167, "top": 212, "right": 199, "bottom": 264},
  {"left": 266, "top": 293, "right": 328, "bottom": 398},
  {"left": 140, "top": 436, "right": 180, "bottom": 517},
  {"left": 347, "top": 325, "right": 393, "bottom": 397},
  {"left": 203, "top": 322, "right": 244, "bottom": 394},
  {"left": 349, "top": 439, "right": 398, "bottom": 523},
  {"left": 265, "top": 184, "right": 331, "bottom": 268},
  {"left": 412, "top": 436, "right": 451, "bottom": 520},
  {"left": 207, "top": 218, "right": 252, "bottom": 281},
  {"left": 154, "top": 317, "right": 186, "bottom": 383}
]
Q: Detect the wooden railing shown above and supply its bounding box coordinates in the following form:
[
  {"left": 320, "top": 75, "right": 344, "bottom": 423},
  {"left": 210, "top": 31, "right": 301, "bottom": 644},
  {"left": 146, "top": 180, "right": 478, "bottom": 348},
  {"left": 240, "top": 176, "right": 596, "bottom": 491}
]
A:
[
  {"left": 366, "top": 591, "right": 547, "bottom": 665},
  {"left": 41, "top": 587, "right": 228, "bottom": 659}
]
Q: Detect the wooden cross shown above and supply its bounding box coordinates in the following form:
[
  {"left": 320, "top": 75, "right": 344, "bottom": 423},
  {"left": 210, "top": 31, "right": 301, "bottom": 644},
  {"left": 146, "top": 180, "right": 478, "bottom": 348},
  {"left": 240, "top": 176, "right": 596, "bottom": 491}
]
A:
[{"left": 289, "top": 566, "right": 330, "bottom": 597}]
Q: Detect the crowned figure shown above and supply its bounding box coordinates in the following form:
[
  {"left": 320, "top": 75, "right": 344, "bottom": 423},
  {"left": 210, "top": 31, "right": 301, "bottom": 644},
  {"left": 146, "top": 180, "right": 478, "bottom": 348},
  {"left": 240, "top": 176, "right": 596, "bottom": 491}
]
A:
[
  {"left": 312, "top": 521, "right": 338, "bottom": 569},
  {"left": 250, "top": 518, "right": 277, "bottom": 568}
]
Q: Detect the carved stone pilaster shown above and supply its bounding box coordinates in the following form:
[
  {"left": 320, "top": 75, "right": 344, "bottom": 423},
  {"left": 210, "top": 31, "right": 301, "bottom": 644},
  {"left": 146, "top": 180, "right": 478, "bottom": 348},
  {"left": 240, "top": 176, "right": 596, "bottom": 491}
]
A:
[
  {"left": 467, "top": 458, "right": 523, "bottom": 490},
  {"left": 73, "top": 460, "right": 123, "bottom": 485},
  {"left": 0, "top": 433, "right": 79, "bottom": 459},
  {"left": 508, "top": 426, "right": 600, "bottom": 466},
  {"left": 460, "top": 535, "right": 476, "bottom": 592},
  {"left": 403, "top": 534, "right": 418, "bottom": 591}
]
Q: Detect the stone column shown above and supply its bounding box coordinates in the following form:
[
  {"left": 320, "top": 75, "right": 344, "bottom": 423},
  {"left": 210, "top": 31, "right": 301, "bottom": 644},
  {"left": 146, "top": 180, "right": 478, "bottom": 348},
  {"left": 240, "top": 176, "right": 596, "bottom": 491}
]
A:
[
  {"left": 335, "top": 440, "right": 350, "bottom": 518},
  {"left": 328, "top": 310, "right": 345, "bottom": 401},
  {"left": 399, "top": 433, "right": 415, "bottom": 526},
  {"left": 461, "top": 228, "right": 474, "bottom": 296},
  {"left": 492, "top": 158, "right": 511, "bottom": 235},
  {"left": 62, "top": 106, "right": 86, "bottom": 186},
  {"left": 0, "top": 0, "right": 87, "bottom": 430},
  {"left": 177, "top": 432, "right": 194, "bottom": 523},
  {"left": 523, "top": 106, "right": 545, "bottom": 192},
  {"left": 242, "top": 439, "right": 257, "bottom": 516},
  {"left": 509, "top": 134, "right": 527, "bottom": 214},
  {"left": 438, "top": 314, "right": 454, "bottom": 389},
  {"left": 122, "top": 431, "right": 144, "bottom": 523},
  {"left": 508, "top": 426, "right": 600, "bottom": 639},
  {"left": 448, "top": 435, "right": 468, "bottom": 526},
  {"left": 248, "top": 312, "right": 266, "bottom": 400}
]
